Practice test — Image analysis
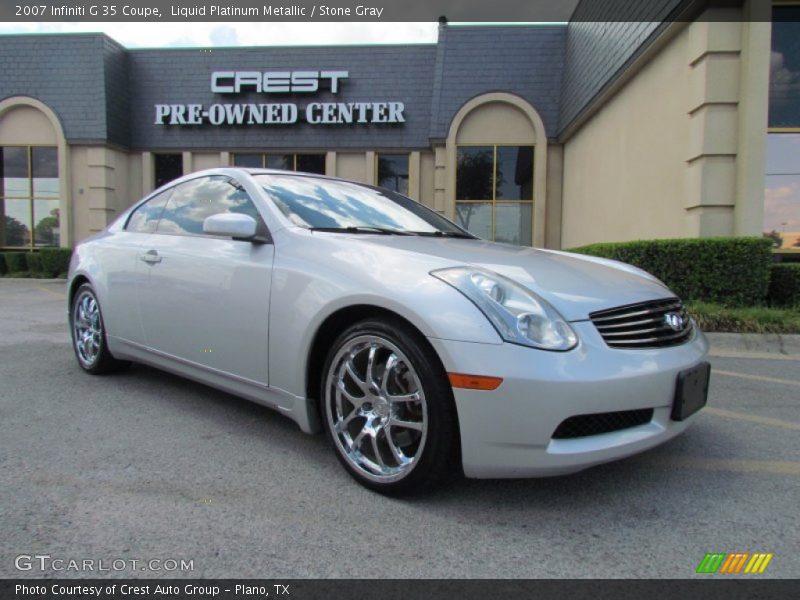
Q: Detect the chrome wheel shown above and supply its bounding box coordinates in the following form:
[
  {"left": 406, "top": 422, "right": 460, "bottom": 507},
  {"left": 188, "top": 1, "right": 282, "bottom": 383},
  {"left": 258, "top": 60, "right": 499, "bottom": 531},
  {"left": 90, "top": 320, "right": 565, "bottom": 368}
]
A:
[
  {"left": 325, "top": 335, "right": 428, "bottom": 483},
  {"left": 73, "top": 290, "right": 103, "bottom": 367}
]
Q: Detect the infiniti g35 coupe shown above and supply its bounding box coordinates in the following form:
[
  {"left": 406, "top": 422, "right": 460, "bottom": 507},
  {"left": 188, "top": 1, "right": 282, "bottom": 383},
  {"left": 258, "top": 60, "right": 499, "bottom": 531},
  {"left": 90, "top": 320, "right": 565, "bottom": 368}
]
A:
[{"left": 67, "top": 168, "right": 710, "bottom": 493}]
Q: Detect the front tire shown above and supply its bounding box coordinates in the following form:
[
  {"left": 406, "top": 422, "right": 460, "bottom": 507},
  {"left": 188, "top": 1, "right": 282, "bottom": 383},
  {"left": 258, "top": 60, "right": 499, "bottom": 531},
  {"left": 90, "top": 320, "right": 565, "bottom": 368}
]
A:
[
  {"left": 70, "top": 283, "right": 129, "bottom": 374},
  {"left": 321, "top": 318, "right": 459, "bottom": 494}
]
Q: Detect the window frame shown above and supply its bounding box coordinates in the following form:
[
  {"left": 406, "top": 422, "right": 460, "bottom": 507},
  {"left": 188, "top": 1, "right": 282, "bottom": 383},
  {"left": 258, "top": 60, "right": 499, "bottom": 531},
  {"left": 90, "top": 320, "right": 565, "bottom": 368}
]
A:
[
  {"left": 0, "top": 144, "right": 60, "bottom": 251},
  {"left": 124, "top": 174, "right": 272, "bottom": 243},
  {"left": 454, "top": 143, "right": 535, "bottom": 245},
  {"left": 765, "top": 4, "right": 800, "bottom": 254},
  {"left": 123, "top": 187, "right": 173, "bottom": 234}
]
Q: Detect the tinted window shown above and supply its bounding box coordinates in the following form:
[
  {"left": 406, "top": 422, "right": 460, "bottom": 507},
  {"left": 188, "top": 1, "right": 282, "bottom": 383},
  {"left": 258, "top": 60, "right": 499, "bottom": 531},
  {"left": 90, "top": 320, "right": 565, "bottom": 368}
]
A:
[
  {"left": 456, "top": 147, "right": 493, "bottom": 201},
  {"left": 763, "top": 133, "right": 800, "bottom": 250},
  {"left": 770, "top": 7, "right": 800, "bottom": 128},
  {"left": 295, "top": 154, "right": 326, "bottom": 174},
  {"left": 496, "top": 146, "right": 533, "bottom": 200},
  {"left": 125, "top": 189, "right": 172, "bottom": 233},
  {"left": 157, "top": 176, "right": 261, "bottom": 236},
  {"left": 377, "top": 154, "right": 409, "bottom": 194},
  {"left": 265, "top": 155, "right": 294, "bottom": 170},
  {"left": 232, "top": 154, "right": 262, "bottom": 168},
  {"left": 1, "top": 145, "right": 60, "bottom": 249},
  {"left": 455, "top": 145, "right": 534, "bottom": 245},
  {"left": 0, "top": 146, "right": 29, "bottom": 198},
  {"left": 154, "top": 154, "right": 183, "bottom": 188}
]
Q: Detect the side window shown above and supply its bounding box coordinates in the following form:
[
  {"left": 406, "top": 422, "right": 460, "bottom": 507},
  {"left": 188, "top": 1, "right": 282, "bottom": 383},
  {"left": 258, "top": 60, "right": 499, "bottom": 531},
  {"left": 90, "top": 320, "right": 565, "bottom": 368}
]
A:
[
  {"left": 156, "top": 176, "right": 262, "bottom": 237},
  {"left": 125, "top": 189, "right": 173, "bottom": 233}
]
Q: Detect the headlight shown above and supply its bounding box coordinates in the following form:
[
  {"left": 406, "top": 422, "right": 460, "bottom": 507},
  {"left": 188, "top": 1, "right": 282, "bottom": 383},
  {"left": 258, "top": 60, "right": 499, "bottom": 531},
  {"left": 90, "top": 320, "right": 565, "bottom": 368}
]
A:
[{"left": 431, "top": 267, "right": 578, "bottom": 351}]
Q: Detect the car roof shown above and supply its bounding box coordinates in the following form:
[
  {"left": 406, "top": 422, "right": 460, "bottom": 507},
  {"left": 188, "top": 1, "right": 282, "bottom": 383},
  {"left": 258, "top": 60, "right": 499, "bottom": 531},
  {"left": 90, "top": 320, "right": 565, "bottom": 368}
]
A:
[{"left": 235, "top": 167, "right": 350, "bottom": 184}]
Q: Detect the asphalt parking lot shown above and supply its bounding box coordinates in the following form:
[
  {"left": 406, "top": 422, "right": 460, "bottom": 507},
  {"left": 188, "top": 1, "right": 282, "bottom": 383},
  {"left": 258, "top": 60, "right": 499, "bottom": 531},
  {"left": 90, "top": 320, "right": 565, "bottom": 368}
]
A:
[{"left": 1, "top": 279, "right": 798, "bottom": 579}]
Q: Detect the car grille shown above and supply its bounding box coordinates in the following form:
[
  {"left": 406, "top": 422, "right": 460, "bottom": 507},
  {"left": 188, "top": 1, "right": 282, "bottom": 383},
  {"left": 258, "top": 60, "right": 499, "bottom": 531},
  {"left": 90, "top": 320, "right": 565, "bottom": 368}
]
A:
[
  {"left": 589, "top": 297, "right": 693, "bottom": 349},
  {"left": 552, "top": 408, "right": 654, "bottom": 439}
]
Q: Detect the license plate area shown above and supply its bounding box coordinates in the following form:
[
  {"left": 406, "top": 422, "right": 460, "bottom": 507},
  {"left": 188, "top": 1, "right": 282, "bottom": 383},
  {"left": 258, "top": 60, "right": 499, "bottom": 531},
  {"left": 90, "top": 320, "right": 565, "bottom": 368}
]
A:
[{"left": 671, "top": 362, "right": 710, "bottom": 421}]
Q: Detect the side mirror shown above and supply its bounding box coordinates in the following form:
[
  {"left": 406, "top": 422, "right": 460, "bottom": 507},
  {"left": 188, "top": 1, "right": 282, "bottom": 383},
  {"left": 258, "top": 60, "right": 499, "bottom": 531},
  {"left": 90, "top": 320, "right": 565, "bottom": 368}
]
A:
[{"left": 203, "top": 213, "right": 258, "bottom": 241}]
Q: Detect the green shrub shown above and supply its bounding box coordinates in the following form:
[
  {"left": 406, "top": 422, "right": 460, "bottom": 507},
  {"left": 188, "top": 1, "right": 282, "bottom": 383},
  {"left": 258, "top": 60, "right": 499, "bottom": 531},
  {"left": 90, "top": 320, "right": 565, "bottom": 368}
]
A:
[
  {"left": 687, "top": 302, "right": 800, "bottom": 334},
  {"left": 0, "top": 254, "right": 7, "bottom": 275},
  {"left": 768, "top": 264, "right": 800, "bottom": 308},
  {"left": 25, "top": 252, "right": 43, "bottom": 273},
  {"left": 3, "top": 252, "right": 27, "bottom": 274},
  {"left": 569, "top": 237, "right": 773, "bottom": 307},
  {"left": 38, "top": 247, "right": 72, "bottom": 277}
]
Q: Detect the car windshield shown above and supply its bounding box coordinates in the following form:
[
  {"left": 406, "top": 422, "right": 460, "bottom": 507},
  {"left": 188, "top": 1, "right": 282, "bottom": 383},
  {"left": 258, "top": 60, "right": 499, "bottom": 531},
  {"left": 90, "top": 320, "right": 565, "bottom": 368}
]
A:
[{"left": 255, "top": 174, "right": 474, "bottom": 237}]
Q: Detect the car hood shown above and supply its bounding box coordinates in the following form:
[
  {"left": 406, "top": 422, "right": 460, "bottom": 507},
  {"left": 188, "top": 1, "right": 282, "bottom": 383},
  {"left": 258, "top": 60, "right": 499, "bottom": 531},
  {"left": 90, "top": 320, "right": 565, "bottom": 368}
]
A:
[{"left": 353, "top": 236, "right": 674, "bottom": 321}]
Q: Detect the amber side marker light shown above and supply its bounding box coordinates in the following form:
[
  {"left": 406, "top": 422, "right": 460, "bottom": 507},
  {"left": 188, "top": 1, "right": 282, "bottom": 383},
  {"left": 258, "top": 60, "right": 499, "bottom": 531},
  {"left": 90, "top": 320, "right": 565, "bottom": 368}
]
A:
[{"left": 448, "top": 373, "right": 503, "bottom": 391}]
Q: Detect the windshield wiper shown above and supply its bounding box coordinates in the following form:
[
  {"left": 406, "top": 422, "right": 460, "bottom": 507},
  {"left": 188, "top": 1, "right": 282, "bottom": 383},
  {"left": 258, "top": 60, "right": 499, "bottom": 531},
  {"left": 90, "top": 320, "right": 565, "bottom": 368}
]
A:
[
  {"left": 308, "top": 226, "right": 414, "bottom": 236},
  {"left": 414, "top": 230, "right": 476, "bottom": 239}
]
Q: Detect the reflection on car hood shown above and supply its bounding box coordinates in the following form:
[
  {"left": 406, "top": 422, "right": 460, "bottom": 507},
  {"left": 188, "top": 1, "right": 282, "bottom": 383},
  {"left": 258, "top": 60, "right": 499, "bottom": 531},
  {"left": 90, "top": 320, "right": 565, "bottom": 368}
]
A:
[{"left": 354, "top": 236, "right": 673, "bottom": 321}]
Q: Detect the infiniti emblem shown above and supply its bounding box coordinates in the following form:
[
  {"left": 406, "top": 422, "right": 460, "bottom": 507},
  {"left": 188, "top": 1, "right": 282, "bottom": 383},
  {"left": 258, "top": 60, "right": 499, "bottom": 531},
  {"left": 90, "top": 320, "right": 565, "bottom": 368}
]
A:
[{"left": 664, "top": 312, "right": 684, "bottom": 331}]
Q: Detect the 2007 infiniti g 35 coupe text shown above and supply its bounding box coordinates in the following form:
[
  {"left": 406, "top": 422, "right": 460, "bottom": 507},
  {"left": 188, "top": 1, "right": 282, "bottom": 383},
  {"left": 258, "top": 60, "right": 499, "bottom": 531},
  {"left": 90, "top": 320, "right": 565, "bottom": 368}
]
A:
[{"left": 68, "top": 168, "right": 710, "bottom": 493}]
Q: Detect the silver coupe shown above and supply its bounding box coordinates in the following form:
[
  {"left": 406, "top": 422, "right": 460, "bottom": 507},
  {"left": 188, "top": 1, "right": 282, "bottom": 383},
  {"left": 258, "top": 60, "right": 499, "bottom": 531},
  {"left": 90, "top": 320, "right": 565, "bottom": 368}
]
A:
[{"left": 68, "top": 168, "right": 710, "bottom": 493}]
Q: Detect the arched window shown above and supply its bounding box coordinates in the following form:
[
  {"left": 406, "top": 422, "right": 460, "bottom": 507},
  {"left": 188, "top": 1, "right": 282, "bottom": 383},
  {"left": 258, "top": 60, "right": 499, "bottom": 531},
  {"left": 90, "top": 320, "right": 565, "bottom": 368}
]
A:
[
  {"left": 447, "top": 94, "right": 548, "bottom": 247},
  {"left": 0, "top": 99, "right": 66, "bottom": 250}
]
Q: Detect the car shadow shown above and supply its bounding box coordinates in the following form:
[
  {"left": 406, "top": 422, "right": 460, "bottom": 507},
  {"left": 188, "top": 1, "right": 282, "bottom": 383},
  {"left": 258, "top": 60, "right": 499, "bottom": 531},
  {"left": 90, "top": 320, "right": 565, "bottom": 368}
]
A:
[{"left": 109, "top": 363, "right": 735, "bottom": 515}]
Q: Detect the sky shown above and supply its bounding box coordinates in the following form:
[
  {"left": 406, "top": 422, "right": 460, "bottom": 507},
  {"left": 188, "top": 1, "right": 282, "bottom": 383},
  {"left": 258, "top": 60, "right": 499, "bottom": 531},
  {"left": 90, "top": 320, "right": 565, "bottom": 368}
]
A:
[{"left": 0, "top": 22, "right": 440, "bottom": 47}]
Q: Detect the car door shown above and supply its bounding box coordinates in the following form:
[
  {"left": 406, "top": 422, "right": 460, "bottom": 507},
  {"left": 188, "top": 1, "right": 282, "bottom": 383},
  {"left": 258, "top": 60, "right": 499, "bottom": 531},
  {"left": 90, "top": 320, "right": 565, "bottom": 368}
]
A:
[
  {"left": 135, "top": 175, "right": 273, "bottom": 385},
  {"left": 101, "top": 187, "right": 173, "bottom": 345}
]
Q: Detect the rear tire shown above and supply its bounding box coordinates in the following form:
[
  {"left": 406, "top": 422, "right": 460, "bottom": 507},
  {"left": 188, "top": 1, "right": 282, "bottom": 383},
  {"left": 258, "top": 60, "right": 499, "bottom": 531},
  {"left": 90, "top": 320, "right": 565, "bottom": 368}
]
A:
[
  {"left": 70, "top": 283, "right": 130, "bottom": 375},
  {"left": 320, "top": 318, "right": 459, "bottom": 494}
]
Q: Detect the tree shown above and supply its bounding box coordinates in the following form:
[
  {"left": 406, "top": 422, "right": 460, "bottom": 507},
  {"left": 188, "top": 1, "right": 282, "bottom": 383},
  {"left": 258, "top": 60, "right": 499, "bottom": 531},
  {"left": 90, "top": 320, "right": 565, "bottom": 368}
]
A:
[
  {"left": 1, "top": 215, "right": 29, "bottom": 247},
  {"left": 34, "top": 208, "right": 60, "bottom": 246}
]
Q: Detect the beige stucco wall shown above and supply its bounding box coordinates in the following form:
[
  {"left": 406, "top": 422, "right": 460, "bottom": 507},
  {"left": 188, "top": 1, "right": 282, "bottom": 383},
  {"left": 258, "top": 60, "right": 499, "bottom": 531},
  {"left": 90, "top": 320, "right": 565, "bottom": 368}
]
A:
[
  {"left": 419, "top": 151, "right": 436, "bottom": 210},
  {"left": 455, "top": 101, "right": 537, "bottom": 145},
  {"left": 335, "top": 152, "right": 368, "bottom": 183},
  {"left": 0, "top": 105, "right": 57, "bottom": 145},
  {"left": 561, "top": 26, "right": 694, "bottom": 248},
  {"left": 69, "top": 145, "right": 133, "bottom": 240},
  {"left": 561, "top": 9, "right": 770, "bottom": 248},
  {"left": 191, "top": 152, "right": 223, "bottom": 172},
  {"left": 545, "top": 145, "right": 563, "bottom": 249}
]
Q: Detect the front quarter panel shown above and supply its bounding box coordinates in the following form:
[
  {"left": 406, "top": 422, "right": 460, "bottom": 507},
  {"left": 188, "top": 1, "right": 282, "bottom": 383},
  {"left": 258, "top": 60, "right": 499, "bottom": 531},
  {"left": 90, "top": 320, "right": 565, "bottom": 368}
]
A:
[{"left": 267, "top": 229, "right": 502, "bottom": 397}]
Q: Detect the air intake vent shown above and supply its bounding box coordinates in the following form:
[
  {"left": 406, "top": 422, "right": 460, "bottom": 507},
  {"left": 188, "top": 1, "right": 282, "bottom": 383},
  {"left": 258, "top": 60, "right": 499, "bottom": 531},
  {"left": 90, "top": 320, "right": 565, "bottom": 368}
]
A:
[
  {"left": 552, "top": 409, "right": 654, "bottom": 439},
  {"left": 590, "top": 297, "right": 693, "bottom": 349}
]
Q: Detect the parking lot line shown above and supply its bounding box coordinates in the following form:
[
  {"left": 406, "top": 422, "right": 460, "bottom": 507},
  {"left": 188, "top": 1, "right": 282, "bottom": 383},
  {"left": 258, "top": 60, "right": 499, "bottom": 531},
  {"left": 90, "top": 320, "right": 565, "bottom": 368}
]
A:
[
  {"left": 704, "top": 406, "right": 800, "bottom": 431},
  {"left": 35, "top": 285, "right": 65, "bottom": 299},
  {"left": 649, "top": 456, "right": 800, "bottom": 476},
  {"left": 714, "top": 369, "right": 800, "bottom": 387}
]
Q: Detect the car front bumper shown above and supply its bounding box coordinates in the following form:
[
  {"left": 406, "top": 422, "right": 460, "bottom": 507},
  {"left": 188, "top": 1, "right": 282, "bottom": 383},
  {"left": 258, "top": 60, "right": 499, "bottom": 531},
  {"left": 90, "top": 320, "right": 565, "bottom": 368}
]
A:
[{"left": 427, "top": 321, "right": 710, "bottom": 478}]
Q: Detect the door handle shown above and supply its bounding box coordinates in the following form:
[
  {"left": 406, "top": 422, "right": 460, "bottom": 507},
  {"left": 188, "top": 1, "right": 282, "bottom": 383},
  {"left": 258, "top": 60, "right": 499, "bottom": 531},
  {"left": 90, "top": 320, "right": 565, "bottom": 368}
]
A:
[{"left": 140, "top": 249, "right": 162, "bottom": 264}]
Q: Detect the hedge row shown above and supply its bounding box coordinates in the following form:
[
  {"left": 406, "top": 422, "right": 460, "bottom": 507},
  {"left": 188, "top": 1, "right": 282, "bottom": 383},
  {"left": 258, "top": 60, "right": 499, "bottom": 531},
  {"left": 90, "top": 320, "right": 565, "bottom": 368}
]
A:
[
  {"left": 25, "top": 252, "right": 43, "bottom": 273},
  {"left": 768, "top": 264, "right": 800, "bottom": 308},
  {"left": 2, "top": 252, "right": 27, "bottom": 273},
  {"left": 39, "top": 248, "right": 73, "bottom": 276},
  {"left": 569, "top": 237, "right": 774, "bottom": 307},
  {"left": 1, "top": 248, "right": 72, "bottom": 277}
]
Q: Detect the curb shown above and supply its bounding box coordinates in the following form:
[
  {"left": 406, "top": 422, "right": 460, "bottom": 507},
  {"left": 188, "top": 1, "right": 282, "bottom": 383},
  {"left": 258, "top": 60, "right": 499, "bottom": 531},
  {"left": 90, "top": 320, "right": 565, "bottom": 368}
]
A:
[{"left": 706, "top": 332, "right": 800, "bottom": 359}]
